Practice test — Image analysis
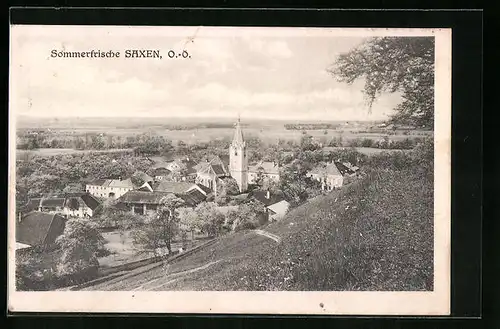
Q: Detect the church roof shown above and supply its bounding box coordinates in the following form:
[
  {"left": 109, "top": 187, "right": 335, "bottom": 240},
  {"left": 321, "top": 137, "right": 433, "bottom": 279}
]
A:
[{"left": 232, "top": 118, "right": 244, "bottom": 145}]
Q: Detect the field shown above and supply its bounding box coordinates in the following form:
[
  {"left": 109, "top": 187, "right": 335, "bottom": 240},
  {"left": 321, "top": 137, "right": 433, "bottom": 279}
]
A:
[
  {"left": 16, "top": 115, "right": 432, "bottom": 146},
  {"left": 16, "top": 148, "right": 134, "bottom": 158}
]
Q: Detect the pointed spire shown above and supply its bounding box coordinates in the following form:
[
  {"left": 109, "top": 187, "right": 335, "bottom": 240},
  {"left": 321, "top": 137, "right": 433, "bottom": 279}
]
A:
[{"left": 232, "top": 116, "right": 244, "bottom": 145}]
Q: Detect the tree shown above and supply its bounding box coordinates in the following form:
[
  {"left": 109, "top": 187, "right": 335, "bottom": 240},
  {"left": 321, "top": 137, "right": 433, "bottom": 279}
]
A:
[
  {"left": 177, "top": 207, "right": 203, "bottom": 243},
  {"left": 194, "top": 202, "right": 225, "bottom": 237},
  {"left": 330, "top": 37, "right": 435, "bottom": 128},
  {"left": 156, "top": 194, "right": 186, "bottom": 254},
  {"left": 55, "top": 219, "right": 105, "bottom": 281},
  {"left": 253, "top": 166, "right": 266, "bottom": 187}
]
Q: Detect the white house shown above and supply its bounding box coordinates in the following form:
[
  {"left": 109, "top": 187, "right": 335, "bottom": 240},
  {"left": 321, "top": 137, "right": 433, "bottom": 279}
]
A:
[
  {"left": 86, "top": 178, "right": 136, "bottom": 199},
  {"left": 306, "top": 162, "right": 344, "bottom": 191}
]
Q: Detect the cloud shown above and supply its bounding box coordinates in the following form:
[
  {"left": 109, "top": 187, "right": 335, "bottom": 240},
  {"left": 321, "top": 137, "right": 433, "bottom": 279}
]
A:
[{"left": 247, "top": 39, "right": 293, "bottom": 58}]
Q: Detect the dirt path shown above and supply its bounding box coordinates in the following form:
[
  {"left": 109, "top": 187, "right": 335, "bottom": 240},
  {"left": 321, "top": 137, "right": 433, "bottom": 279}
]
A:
[{"left": 253, "top": 229, "right": 281, "bottom": 243}]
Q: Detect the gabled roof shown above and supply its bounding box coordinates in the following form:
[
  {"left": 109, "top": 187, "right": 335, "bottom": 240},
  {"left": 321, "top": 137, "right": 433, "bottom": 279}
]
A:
[
  {"left": 308, "top": 162, "right": 343, "bottom": 177},
  {"left": 178, "top": 189, "right": 206, "bottom": 207},
  {"left": 133, "top": 171, "right": 154, "bottom": 183},
  {"left": 153, "top": 181, "right": 197, "bottom": 194},
  {"left": 117, "top": 190, "right": 171, "bottom": 204},
  {"left": 211, "top": 164, "right": 226, "bottom": 176},
  {"left": 334, "top": 162, "right": 356, "bottom": 176},
  {"left": 64, "top": 192, "right": 101, "bottom": 211},
  {"left": 266, "top": 200, "right": 290, "bottom": 215},
  {"left": 249, "top": 191, "right": 286, "bottom": 207},
  {"left": 16, "top": 212, "right": 66, "bottom": 247},
  {"left": 88, "top": 179, "right": 108, "bottom": 186},
  {"left": 108, "top": 178, "right": 135, "bottom": 188},
  {"left": 87, "top": 178, "right": 135, "bottom": 188}
]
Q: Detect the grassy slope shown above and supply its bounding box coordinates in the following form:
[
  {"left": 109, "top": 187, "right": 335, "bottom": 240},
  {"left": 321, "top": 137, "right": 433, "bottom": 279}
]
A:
[{"left": 89, "top": 157, "right": 433, "bottom": 291}]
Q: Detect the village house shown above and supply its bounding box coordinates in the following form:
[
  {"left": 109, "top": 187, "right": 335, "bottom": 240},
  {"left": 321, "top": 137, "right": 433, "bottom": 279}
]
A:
[
  {"left": 85, "top": 178, "right": 136, "bottom": 199},
  {"left": 248, "top": 190, "right": 291, "bottom": 222},
  {"left": 26, "top": 192, "right": 101, "bottom": 218},
  {"left": 306, "top": 162, "right": 344, "bottom": 191},
  {"left": 16, "top": 212, "right": 67, "bottom": 251},
  {"left": 117, "top": 187, "right": 207, "bottom": 216}
]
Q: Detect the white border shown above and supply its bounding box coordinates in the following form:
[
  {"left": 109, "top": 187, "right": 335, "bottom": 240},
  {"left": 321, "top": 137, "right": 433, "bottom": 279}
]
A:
[{"left": 8, "top": 26, "right": 451, "bottom": 315}]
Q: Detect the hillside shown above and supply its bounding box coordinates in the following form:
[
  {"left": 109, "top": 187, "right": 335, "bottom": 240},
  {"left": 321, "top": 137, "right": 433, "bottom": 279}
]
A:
[{"left": 86, "top": 148, "right": 433, "bottom": 291}]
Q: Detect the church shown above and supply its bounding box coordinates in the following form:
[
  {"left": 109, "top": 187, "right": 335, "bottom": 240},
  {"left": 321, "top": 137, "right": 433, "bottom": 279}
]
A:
[
  {"left": 229, "top": 118, "right": 281, "bottom": 193},
  {"left": 195, "top": 118, "right": 281, "bottom": 194}
]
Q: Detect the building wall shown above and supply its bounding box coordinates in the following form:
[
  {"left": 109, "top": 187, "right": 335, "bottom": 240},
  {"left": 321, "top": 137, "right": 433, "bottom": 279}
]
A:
[
  {"left": 64, "top": 206, "right": 93, "bottom": 218},
  {"left": 196, "top": 172, "right": 216, "bottom": 190},
  {"left": 86, "top": 184, "right": 132, "bottom": 198},
  {"left": 307, "top": 173, "right": 343, "bottom": 191},
  {"left": 229, "top": 144, "right": 248, "bottom": 192}
]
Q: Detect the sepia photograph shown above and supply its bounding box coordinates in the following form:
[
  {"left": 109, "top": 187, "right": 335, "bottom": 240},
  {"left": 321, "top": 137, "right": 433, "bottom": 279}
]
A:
[{"left": 8, "top": 25, "right": 451, "bottom": 314}]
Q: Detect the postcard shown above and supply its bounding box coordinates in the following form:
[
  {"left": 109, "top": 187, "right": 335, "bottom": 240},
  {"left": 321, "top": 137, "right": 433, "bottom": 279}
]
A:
[{"left": 8, "top": 25, "right": 451, "bottom": 315}]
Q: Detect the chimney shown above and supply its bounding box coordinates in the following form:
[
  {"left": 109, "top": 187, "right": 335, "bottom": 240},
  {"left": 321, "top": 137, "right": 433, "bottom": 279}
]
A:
[{"left": 266, "top": 190, "right": 270, "bottom": 199}]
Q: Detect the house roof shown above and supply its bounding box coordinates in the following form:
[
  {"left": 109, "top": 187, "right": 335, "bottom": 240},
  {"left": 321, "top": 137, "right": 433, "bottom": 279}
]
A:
[
  {"left": 16, "top": 212, "right": 66, "bottom": 246},
  {"left": 334, "top": 162, "right": 356, "bottom": 176},
  {"left": 117, "top": 190, "right": 171, "bottom": 204},
  {"left": 41, "top": 198, "right": 66, "bottom": 208},
  {"left": 308, "top": 162, "right": 343, "bottom": 177},
  {"left": 266, "top": 200, "right": 290, "bottom": 215},
  {"left": 87, "top": 178, "right": 135, "bottom": 188},
  {"left": 133, "top": 171, "right": 154, "bottom": 183},
  {"left": 211, "top": 164, "right": 226, "bottom": 176},
  {"left": 178, "top": 189, "right": 206, "bottom": 207},
  {"left": 153, "top": 181, "right": 197, "bottom": 194},
  {"left": 63, "top": 192, "right": 101, "bottom": 211},
  {"left": 195, "top": 184, "right": 212, "bottom": 195},
  {"left": 248, "top": 161, "right": 280, "bottom": 175},
  {"left": 249, "top": 191, "right": 286, "bottom": 207},
  {"left": 88, "top": 179, "right": 108, "bottom": 186},
  {"left": 108, "top": 178, "right": 135, "bottom": 188}
]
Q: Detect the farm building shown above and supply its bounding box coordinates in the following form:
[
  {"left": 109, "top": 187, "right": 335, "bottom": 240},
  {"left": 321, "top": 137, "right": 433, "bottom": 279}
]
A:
[
  {"left": 85, "top": 178, "right": 136, "bottom": 199},
  {"left": 248, "top": 190, "right": 290, "bottom": 221},
  {"left": 306, "top": 162, "right": 344, "bottom": 191},
  {"left": 117, "top": 188, "right": 207, "bottom": 216},
  {"left": 26, "top": 193, "right": 101, "bottom": 218}
]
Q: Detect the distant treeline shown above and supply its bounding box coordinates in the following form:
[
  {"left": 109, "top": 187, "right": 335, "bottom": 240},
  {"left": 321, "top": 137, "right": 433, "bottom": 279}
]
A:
[
  {"left": 284, "top": 123, "right": 340, "bottom": 130},
  {"left": 126, "top": 123, "right": 237, "bottom": 130}
]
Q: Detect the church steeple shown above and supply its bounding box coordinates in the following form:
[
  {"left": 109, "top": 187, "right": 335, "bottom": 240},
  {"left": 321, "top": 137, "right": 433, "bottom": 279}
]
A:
[
  {"left": 232, "top": 115, "right": 244, "bottom": 146},
  {"left": 229, "top": 116, "right": 248, "bottom": 193}
]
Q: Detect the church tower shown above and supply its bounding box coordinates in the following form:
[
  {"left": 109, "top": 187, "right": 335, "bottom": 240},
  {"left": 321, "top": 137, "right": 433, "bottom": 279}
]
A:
[{"left": 229, "top": 117, "right": 248, "bottom": 193}]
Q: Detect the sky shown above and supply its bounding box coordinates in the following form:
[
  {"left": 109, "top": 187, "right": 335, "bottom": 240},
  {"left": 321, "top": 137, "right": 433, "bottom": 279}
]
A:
[{"left": 10, "top": 26, "right": 403, "bottom": 121}]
